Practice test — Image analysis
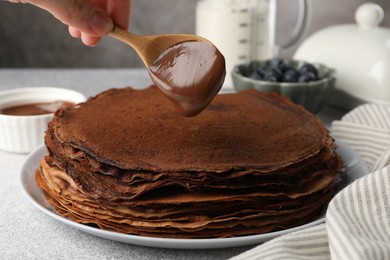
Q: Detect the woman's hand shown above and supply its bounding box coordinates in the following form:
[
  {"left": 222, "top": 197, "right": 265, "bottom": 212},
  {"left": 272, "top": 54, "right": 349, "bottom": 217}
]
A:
[{"left": 10, "top": 0, "right": 131, "bottom": 46}]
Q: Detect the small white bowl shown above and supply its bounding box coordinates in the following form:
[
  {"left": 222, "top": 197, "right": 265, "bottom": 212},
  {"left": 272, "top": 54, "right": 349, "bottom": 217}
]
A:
[{"left": 0, "top": 87, "right": 86, "bottom": 154}]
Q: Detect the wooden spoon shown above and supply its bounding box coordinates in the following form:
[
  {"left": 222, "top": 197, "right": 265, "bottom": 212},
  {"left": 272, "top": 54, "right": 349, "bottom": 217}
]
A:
[
  {"left": 109, "top": 26, "right": 208, "bottom": 66},
  {"left": 108, "top": 26, "right": 226, "bottom": 117}
]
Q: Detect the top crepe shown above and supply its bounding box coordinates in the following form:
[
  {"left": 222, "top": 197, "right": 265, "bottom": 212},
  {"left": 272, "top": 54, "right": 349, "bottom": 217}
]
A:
[{"left": 51, "top": 86, "right": 329, "bottom": 173}]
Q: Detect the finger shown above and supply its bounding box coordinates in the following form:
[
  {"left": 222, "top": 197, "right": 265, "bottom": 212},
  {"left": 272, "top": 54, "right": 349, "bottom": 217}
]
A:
[
  {"left": 107, "top": 0, "right": 131, "bottom": 30},
  {"left": 28, "top": 0, "right": 113, "bottom": 36},
  {"left": 69, "top": 26, "right": 81, "bottom": 38},
  {"left": 81, "top": 32, "right": 101, "bottom": 47}
]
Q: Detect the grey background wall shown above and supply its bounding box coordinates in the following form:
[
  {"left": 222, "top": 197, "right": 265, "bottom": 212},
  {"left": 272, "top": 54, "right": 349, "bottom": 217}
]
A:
[{"left": 0, "top": 0, "right": 389, "bottom": 68}]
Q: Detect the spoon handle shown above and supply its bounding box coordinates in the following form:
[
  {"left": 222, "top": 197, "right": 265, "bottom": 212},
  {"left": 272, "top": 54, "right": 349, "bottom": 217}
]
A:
[
  {"left": 108, "top": 26, "right": 209, "bottom": 66},
  {"left": 109, "top": 26, "right": 142, "bottom": 48},
  {"left": 109, "top": 26, "right": 158, "bottom": 66}
]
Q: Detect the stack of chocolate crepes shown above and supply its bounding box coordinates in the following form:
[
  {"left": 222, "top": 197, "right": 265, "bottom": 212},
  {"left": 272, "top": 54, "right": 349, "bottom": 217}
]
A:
[{"left": 36, "top": 86, "right": 343, "bottom": 238}]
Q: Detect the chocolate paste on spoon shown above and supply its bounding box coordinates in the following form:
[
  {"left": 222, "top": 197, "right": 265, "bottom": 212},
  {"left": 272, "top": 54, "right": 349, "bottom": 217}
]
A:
[{"left": 148, "top": 40, "right": 226, "bottom": 117}]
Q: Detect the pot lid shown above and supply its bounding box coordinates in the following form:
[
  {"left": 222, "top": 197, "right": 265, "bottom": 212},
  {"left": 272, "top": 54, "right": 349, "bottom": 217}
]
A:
[{"left": 294, "top": 3, "right": 390, "bottom": 107}]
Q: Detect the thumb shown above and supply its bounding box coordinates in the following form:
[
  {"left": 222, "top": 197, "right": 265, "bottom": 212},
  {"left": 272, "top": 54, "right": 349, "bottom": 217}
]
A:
[{"left": 28, "top": 0, "right": 113, "bottom": 36}]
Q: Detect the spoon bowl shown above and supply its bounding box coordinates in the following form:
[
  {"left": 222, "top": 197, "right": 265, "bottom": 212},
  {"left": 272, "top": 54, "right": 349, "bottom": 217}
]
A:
[{"left": 109, "top": 26, "right": 226, "bottom": 117}]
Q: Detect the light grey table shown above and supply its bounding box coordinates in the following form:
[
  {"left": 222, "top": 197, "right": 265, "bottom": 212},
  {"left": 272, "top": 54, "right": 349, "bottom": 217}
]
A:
[
  {"left": 0, "top": 69, "right": 345, "bottom": 260},
  {"left": 0, "top": 69, "right": 253, "bottom": 260}
]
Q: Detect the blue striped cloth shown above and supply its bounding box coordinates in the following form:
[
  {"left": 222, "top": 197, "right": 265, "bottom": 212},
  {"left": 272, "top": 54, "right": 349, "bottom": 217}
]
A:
[{"left": 232, "top": 104, "right": 390, "bottom": 260}]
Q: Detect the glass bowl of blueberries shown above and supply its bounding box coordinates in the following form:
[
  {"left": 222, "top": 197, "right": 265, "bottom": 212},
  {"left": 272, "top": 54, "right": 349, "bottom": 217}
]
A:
[{"left": 231, "top": 59, "right": 336, "bottom": 113}]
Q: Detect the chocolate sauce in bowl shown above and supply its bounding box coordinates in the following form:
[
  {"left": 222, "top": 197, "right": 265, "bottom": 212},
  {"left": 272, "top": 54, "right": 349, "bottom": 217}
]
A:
[
  {"left": 0, "top": 100, "right": 75, "bottom": 116},
  {"left": 148, "top": 40, "right": 226, "bottom": 117}
]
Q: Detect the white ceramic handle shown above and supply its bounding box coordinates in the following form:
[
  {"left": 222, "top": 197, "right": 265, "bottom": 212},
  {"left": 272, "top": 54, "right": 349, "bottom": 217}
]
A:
[
  {"left": 276, "top": 0, "right": 312, "bottom": 55},
  {"left": 355, "top": 2, "right": 384, "bottom": 30}
]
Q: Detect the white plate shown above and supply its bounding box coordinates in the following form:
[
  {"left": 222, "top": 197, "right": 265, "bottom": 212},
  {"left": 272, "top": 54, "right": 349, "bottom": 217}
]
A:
[{"left": 19, "top": 139, "right": 368, "bottom": 249}]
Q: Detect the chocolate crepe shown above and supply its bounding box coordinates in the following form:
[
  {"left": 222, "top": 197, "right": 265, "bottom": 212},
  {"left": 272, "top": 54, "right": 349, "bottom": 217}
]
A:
[{"left": 36, "top": 86, "right": 343, "bottom": 238}]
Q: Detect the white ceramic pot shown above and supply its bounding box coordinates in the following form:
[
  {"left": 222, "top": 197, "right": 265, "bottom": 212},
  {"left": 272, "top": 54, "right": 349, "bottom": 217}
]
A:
[{"left": 294, "top": 3, "right": 390, "bottom": 110}]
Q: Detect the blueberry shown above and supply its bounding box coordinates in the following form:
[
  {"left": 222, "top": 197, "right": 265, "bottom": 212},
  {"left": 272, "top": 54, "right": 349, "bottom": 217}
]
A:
[
  {"left": 256, "top": 67, "right": 268, "bottom": 76},
  {"left": 298, "top": 72, "right": 317, "bottom": 82},
  {"left": 263, "top": 75, "right": 278, "bottom": 82},
  {"left": 238, "top": 66, "right": 247, "bottom": 76},
  {"left": 281, "top": 65, "right": 294, "bottom": 73},
  {"left": 298, "top": 64, "right": 318, "bottom": 79},
  {"left": 263, "top": 68, "right": 282, "bottom": 82},
  {"left": 283, "top": 69, "right": 299, "bottom": 82},
  {"left": 249, "top": 71, "right": 263, "bottom": 80},
  {"left": 267, "top": 58, "right": 285, "bottom": 70}
]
